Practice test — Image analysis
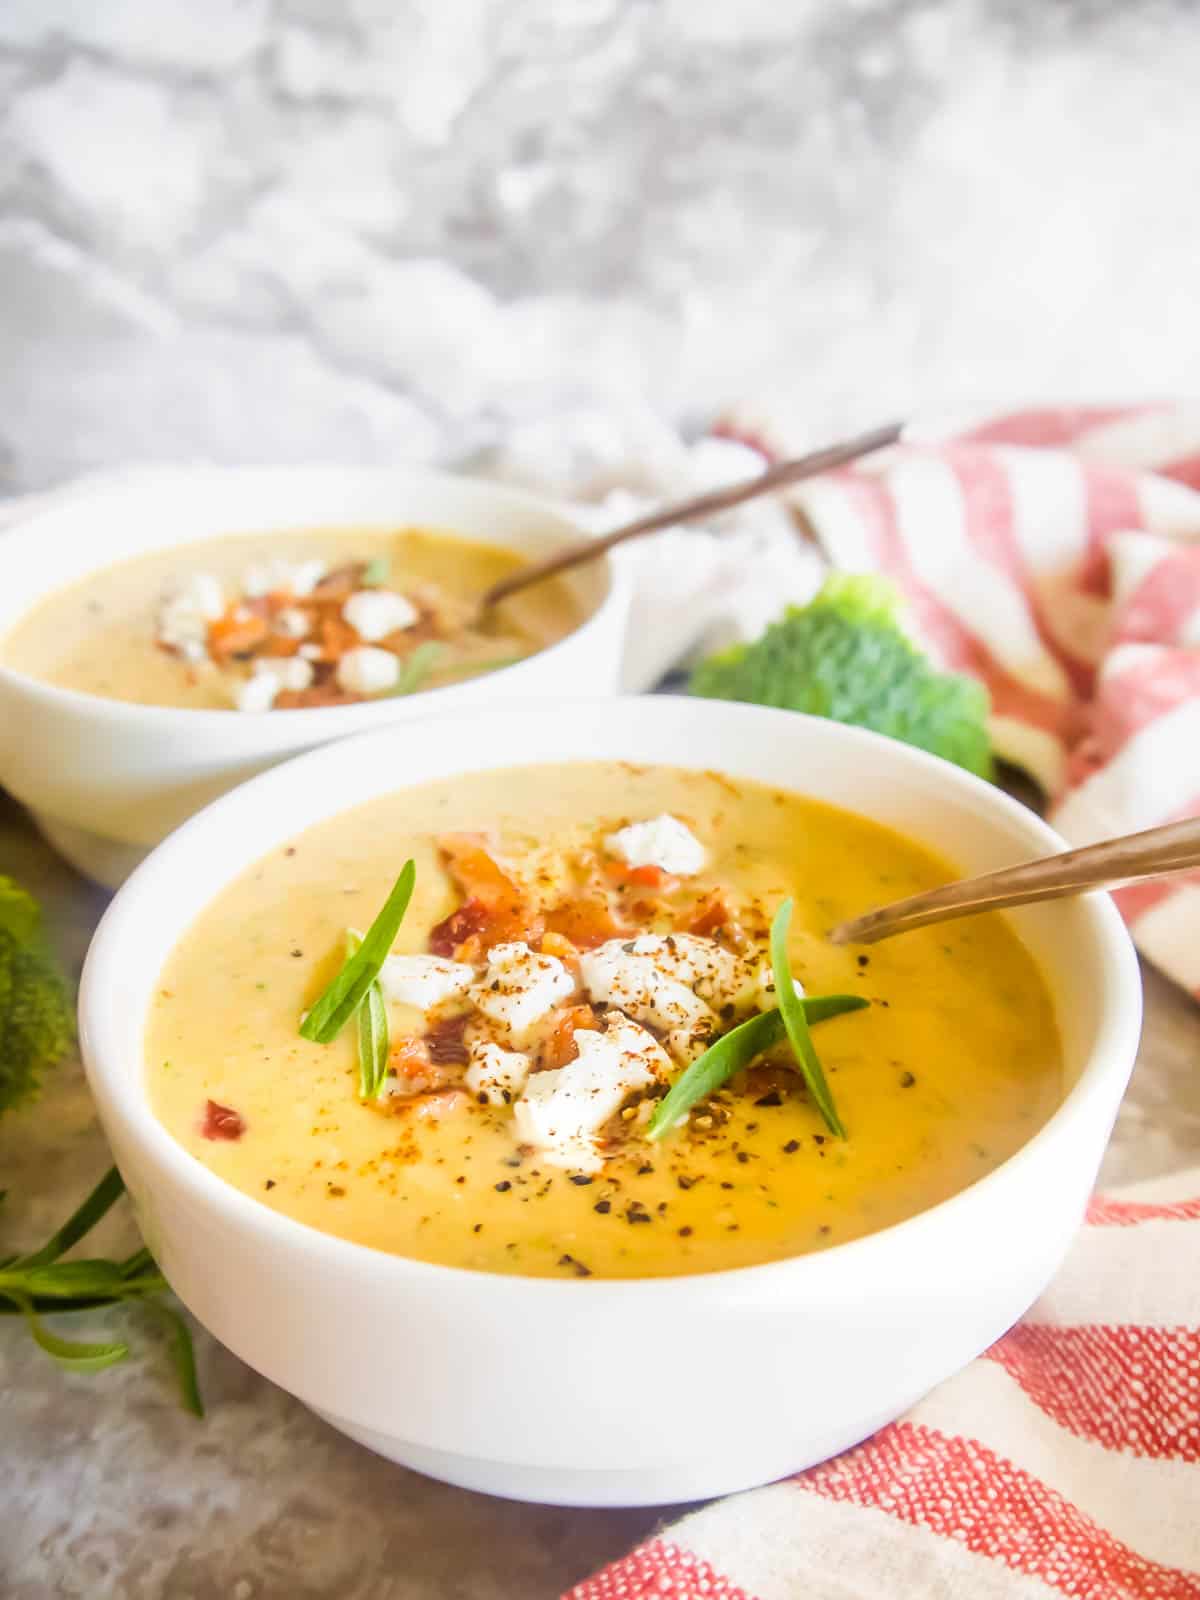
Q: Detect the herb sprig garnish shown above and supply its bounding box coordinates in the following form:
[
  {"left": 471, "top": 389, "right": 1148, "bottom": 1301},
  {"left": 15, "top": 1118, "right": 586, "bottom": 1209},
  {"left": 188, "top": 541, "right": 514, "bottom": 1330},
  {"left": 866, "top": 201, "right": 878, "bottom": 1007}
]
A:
[
  {"left": 361, "top": 556, "right": 390, "bottom": 587},
  {"left": 300, "top": 861, "right": 415, "bottom": 1045},
  {"left": 771, "top": 899, "right": 846, "bottom": 1137},
  {"left": 0, "top": 1167, "right": 203, "bottom": 1413},
  {"left": 646, "top": 993, "right": 865, "bottom": 1140},
  {"left": 343, "top": 931, "right": 391, "bottom": 1100},
  {"left": 388, "top": 643, "right": 445, "bottom": 697}
]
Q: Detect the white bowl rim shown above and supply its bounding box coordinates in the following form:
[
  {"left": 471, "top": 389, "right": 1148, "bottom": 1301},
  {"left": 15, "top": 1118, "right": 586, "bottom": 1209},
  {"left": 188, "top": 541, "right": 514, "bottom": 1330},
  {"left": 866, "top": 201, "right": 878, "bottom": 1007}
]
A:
[
  {"left": 0, "top": 463, "right": 625, "bottom": 727},
  {"left": 79, "top": 696, "right": 1144, "bottom": 1300}
]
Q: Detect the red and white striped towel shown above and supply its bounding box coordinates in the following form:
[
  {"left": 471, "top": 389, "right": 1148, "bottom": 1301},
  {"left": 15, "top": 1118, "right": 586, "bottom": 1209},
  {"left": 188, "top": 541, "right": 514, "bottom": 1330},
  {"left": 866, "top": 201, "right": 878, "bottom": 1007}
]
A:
[
  {"left": 769, "top": 404, "right": 1200, "bottom": 996},
  {"left": 568, "top": 1167, "right": 1200, "bottom": 1600}
]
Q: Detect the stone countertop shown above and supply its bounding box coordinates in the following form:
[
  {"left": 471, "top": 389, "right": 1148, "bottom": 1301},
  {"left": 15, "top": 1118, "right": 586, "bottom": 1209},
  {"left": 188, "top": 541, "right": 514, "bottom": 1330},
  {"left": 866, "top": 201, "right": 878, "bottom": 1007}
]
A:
[{"left": 2, "top": 787, "right": 1198, "bottom": 1599}]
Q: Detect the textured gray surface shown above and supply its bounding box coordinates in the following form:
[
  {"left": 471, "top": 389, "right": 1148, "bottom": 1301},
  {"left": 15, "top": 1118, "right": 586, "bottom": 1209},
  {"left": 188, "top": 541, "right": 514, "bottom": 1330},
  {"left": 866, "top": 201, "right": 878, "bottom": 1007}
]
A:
[{"left": 3, "top": 1, "right": 1200, "bottom": 490}]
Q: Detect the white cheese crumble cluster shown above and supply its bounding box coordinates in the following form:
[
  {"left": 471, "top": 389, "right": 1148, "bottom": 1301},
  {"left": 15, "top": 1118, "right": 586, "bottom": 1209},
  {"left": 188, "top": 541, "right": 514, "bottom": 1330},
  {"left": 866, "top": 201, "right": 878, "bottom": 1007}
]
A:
[
  {"left": 605, "top": 813, "right": 707, "bottom": 876},
  {"left": 367, "top": 817, "right": 785, "bottom": 1174},
  {"left": 157, "top": 574, "right": 225, "bottom": 662},
  {"left": 155, "top": 557, "right": 425, "bottom": 710}
]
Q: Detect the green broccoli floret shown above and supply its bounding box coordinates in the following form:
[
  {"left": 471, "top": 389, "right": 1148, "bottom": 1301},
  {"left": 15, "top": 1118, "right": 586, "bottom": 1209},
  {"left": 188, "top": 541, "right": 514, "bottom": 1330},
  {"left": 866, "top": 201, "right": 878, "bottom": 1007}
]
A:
[
  {"left": 690, "top": 574, "right": 993, "bottom": 779},
  {"left": 0, "top": 876, "right": 74, "bottom": 1116}
]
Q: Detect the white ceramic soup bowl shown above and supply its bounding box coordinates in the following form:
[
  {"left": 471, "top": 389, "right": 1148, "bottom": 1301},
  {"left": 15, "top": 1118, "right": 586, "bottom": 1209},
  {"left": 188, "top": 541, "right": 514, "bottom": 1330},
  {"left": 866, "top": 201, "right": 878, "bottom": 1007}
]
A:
[
  {"left": 0, "top": 466, "right": 628, "bottom": 887},
  {"left": 79, "top": 698, "right": 1142, "bottom": 1508}
]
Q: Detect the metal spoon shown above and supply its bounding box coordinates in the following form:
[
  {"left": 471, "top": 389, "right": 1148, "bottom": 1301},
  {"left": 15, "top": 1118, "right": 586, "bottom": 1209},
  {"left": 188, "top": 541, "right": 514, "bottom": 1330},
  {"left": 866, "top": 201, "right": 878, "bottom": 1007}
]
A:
[
  {"left": 829, "top": 815, "right": 1200, "bottom": 946},
  {"left": 481, "top": 420, "right": 904, "bottom": 609}
]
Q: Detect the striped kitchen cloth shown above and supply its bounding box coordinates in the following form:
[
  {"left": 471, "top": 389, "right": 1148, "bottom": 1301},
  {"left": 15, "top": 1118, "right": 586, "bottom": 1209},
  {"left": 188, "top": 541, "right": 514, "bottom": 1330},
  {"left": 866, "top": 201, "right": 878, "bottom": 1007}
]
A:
[
  {"left": 568, "top": 1166, "right": 1200, "bottom": 1599},
  {"left": 742, "top": 404, "right": 1200, "bottom": 996}
]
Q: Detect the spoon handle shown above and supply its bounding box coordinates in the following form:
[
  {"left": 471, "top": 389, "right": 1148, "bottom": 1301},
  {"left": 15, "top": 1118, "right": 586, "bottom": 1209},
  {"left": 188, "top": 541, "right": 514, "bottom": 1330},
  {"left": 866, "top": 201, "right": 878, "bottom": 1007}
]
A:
[
  {"left": 830, "top": 815, "right": 1200, "bottom": 946},
  {"left": 482, "top": 420, "right": 904, "bottom": 608}
]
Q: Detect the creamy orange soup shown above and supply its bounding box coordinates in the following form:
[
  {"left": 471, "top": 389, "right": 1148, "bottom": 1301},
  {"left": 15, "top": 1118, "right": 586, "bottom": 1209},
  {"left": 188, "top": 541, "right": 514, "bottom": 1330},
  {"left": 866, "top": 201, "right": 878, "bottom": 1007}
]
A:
[
  {"left": 1, "top": 527, "right": 581, "bottom": 710},
  {"left": 147, "top": 763, "right": 1062, "bottom": 1279}
]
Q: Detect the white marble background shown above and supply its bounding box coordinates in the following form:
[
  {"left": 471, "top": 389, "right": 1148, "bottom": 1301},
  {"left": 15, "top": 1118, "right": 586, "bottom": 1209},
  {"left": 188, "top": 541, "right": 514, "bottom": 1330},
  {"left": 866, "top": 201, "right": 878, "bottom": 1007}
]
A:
[{"left": 2, "top": 0, "right": 1200, "bottom": 494}]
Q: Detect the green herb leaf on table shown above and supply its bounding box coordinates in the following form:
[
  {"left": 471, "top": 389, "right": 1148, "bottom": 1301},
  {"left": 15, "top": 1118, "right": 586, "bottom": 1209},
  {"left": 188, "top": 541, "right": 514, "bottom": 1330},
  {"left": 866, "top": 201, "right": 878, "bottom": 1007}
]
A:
[
  {"left": 300, "top": 862, "right": 416, "bottom": 1045},
  {"left": 647, "top": 992, "right": 866, "bottom": 1140},
  {"left": 0, "top": 1167, "right": 203, "bottom": 1412},
  {"left": 771, "top": 899, "right": 846, "bottom": 1138},
  {"left": 9, "top": 1163, "right": 125, "bottom": 1269},
  {"left": 144, "top": 1300, "right": 205, "bottom": 1418},
  {"left": 9, "top": 1291, "right": 130, "bottom": 1372},
  {"left": 690, "top": 574, "right": 993, "bottom": 780}
]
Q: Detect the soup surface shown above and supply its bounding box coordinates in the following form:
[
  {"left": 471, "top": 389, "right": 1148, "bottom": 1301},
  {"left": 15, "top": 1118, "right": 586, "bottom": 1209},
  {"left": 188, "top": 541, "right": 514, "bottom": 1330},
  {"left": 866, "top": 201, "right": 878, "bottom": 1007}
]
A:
[
  {"left": 147, "top": 763, "right": 1062, "bottom": 1278},
  {"left": 1, "top": 527, "right": 581, "bottom": 710}
]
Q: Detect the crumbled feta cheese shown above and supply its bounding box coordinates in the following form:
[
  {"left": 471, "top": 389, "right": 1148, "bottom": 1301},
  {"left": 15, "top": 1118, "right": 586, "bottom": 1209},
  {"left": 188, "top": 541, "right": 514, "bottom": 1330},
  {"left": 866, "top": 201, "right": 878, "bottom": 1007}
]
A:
[
  {"left": 600, "top": 1013, "right": 674, "bottom": 1082},
  {"left": 157, "top": 572, "right": 225, "bottom": 657},
  {"left": 471, "top": 942, "right": 575, "bottom": 1042},
  {"left": 234, "top": 656, "right": 313, "bottom": 711},
  {"left": 343, "top": 589, "right": 418, "bottom": 642},
  {"left": 605, "top": 814, "right": 706, "bottom": 876},
  {"left": 234, "top": 673, "right": 281, "bottom": 713},
  {"left": 298, "top": 642, "right": 322, "bottom": 661},
  {"left": 620, "top": 933, "right": 740, "bottom": 1005},
  {"left": 335, "top": 646, "right": 401, "bottom": 696},
  {"left": 579, "top": 943, "right": 715, "bottom": 1061},
  {"left": 378, "top": 953, "right": 475, "bottom": 1010},
  {"left": 254, "top": 656, "right": 314, "bottom": 691},
  {"left": 512, "top": 1028, "right": 657, "bottom": 1171},
  {"left": 243, "top": 557, "right": 326, "bottom": 599},
  {"left": 276, "top": 606, "right": 311, "bottom": 638},
  {"left": 465, "top": 1040, "right": 532, "bottom": 1106}
]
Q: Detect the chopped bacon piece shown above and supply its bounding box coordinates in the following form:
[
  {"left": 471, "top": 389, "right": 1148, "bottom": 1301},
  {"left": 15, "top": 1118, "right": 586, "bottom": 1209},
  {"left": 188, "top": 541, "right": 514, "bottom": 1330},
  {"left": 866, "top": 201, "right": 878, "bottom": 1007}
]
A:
[
  {"left": 425, "top": 1012, "right": 471, "bottom": 1066},
  {"left": 605, "top": 860, "right": 677, "bottom": 891},
  {"left": 685, "top": 891, "right": 748, "bottom": 948},
  {"left": 201, "top": 1098, "right": 245, "bottom": 1140},
  {"left": 256, "top": 633, "right": 303, "bottom": 658},
  {"left": 541, "top": 1003, "right": 598, "bottom": 1069},
  {"left": 208, "top": 613, "right": 269, "bottom": 661},
  {"left": 429, "top": 896, "right": 492, "bottom": 958},
  {"left": 386, "top": 1087, "right": 469, "bottom": 1120},
  {"left": 543, "top": 892, "right": 628, "bottom": 950},
  {"left": 317, "top": 613, "right": 360, "bottom": 661},
  {"left": 312, "top": 563, "right": 367, "bottom": 602},
  {"left": 432, "top": 836, "right": 543, "bottom": 952},
  {"left": 384, "top": 1035, "right": 454, "bottom": 1095},
  {"left": 538, "top": 930, "right": 579, "bottom": 963},
  {"left": 630, "top": 863, "right": 676, "bottom": 889}
]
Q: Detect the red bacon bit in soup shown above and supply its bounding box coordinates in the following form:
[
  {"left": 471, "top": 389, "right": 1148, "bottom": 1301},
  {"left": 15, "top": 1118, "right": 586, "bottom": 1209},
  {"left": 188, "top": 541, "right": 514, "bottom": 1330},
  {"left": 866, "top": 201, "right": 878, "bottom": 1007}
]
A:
[
  {"left": 390, "top": 1087, "right": 469, "bottom": 1121},
  {"left": 425, "top": 1012, "right": 471, "bottom": 1065},
  {"left": 541, "top": 1003, "right": 599, "bottom": 1069},
  {"left": 543, "top": 891, "right": 628, "bottom": 950},
  {"left": 201, "top": 1098, "right": 246, "bottom": 1140},
  {"left": 685, "top": 891, "right": 748, "bottom": 948},
  {"left": 605, "top": 860, "right": 676, "bottom": 892},
  {"left": 432, "top": 836, "right": 543, "bottom": 952},
  {"left": 429, "top": 896, "right": 492, "bottom": 958}
]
